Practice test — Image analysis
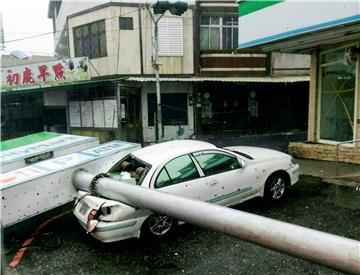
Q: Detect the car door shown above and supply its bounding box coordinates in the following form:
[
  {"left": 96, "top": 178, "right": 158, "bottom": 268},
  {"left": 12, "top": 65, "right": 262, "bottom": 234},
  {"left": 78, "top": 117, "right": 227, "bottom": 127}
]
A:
[
  {"left": 151, "top": 154, "right": 212, "bottom": 202},
  {"left": 192, "top": 150, "right": 254, "bottom": 206}
]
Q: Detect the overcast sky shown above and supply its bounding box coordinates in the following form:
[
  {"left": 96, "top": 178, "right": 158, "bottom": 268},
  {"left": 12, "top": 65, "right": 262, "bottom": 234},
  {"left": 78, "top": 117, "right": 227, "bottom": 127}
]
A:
[
  {"left": 0, "top": 0, "right": 197, "bottom": 56},
  {"left": 0, "top": 0, "right": 54, "bottom": 55}
]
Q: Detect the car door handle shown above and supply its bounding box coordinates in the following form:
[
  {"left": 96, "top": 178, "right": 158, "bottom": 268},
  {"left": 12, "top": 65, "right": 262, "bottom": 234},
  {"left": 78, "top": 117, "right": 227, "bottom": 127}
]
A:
[{"left": 207, "top": 179, "right": 218, "bottom": 186}]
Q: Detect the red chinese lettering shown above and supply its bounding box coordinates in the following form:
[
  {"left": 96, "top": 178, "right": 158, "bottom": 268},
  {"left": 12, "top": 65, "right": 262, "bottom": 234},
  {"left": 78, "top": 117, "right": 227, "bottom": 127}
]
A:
[
  {"left": 37, "top": 64, "right": 49, "bottom": 82},
  {"left": 52, "top": 63, "right": 65, "bottom": 80},
  {"left": 22, "top": 67, "right": 35, "bottom": 84},
  {"left": 6, "top": 70, "right": 20, "bottom": 86}
]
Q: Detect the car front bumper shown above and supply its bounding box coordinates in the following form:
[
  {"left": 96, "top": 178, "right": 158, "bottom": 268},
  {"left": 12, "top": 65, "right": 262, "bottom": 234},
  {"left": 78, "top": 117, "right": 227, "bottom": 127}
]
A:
[{"left": 288, "top": 164, "right": 300, "bottom": 185}]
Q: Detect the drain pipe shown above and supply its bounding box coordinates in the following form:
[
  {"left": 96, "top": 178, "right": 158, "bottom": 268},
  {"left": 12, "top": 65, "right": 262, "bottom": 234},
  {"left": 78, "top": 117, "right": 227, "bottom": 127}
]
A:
[{"left": 73, "top": 171, "right": 360, "bottom": 274}]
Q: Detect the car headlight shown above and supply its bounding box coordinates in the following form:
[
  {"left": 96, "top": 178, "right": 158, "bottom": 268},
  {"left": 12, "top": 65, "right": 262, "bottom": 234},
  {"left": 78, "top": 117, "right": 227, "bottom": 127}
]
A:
[{"left": 291, "top": 158, "right": 297, "bottom": 165}]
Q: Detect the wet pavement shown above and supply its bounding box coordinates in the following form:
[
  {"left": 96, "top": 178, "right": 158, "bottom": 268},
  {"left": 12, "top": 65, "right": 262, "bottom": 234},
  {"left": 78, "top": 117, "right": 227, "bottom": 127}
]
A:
[{"left": 2, "top": 175, "right": 360, "bottom": 275}]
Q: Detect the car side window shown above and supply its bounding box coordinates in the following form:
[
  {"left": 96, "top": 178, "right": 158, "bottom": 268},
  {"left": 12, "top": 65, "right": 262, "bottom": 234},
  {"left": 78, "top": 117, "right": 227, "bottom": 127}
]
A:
[
  {"left": 194, "top": 152, "right": 240, "bottom": 176},
  {"left": 154, "top": 154, "right": 199, "bottom": 189}
]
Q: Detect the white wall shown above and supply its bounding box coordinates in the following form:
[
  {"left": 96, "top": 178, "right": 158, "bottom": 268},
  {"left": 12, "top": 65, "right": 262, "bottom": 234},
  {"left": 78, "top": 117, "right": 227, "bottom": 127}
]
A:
[
  {"left": 68, "top": 5, "right": 141, "bottom": 77},
  {"left": 67, "top": 4, "right": 194, "bottom": 77},
  {"left": 140, "top": 9, "right": 194, "bottom": 75},
  {"left": 271, "top": 53, "right": 310, "bottom": 76},
  {"left": 141, "top": 82, "right": 194, "bottom": 143}
]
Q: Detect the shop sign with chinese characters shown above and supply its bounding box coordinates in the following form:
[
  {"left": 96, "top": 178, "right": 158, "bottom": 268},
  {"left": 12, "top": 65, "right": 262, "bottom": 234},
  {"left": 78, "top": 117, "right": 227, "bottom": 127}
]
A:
[{"left": 1, "top": 57, "right": 90, "bottom": 92}]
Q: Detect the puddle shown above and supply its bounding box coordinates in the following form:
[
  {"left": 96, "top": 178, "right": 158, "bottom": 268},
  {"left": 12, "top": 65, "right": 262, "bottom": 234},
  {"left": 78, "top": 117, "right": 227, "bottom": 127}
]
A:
[{"left": 323, "top": 184, "right": 360, "bottom": 210}]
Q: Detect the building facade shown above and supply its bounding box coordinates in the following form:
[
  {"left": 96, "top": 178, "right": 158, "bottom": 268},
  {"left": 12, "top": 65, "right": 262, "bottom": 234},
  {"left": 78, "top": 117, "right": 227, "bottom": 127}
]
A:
[
  {"left": 48, "top": 0, "right": 195, "bottom": 144},
  {"left": 193, "top": 0, "right": 310, "bottom": 139},
  {"left": 46, "top": 0, "right": 311, "bottom": 145},
  {"left": 237, "top": 0, "right": 360, "bottom": 164}
]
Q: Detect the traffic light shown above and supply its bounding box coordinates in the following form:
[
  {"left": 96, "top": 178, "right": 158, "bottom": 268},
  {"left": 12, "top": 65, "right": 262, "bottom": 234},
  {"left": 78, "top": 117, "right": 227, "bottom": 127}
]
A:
[
  {"left": 153, "top": 1, "right": 188, "bottom": 16},
  {"left": 153, "top": 1, "right": 170, "bottom": 15},
  {"left": 169, "top": 1, "right": 188, "bottom": 16}
]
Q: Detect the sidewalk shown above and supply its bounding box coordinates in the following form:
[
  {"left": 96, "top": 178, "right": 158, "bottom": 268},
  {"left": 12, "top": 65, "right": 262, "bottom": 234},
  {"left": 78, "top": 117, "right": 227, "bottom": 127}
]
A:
[{"left": 297, "top": 158, "right": 360, "bottom": 187}]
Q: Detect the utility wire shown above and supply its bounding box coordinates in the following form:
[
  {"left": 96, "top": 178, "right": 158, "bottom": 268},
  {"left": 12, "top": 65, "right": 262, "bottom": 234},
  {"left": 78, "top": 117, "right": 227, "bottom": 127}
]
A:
[{"left": 3, "top": 7, "right": 195, "bottom": 45}]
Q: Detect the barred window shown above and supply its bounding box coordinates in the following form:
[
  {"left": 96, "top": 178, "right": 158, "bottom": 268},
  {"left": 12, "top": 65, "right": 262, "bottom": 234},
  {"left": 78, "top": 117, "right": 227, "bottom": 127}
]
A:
[
  {"left": 200, "top": 15, "right": 238, "bottom": 50},
  {"left": 73, "top": 20, "right": 107, "bottom": 59}
]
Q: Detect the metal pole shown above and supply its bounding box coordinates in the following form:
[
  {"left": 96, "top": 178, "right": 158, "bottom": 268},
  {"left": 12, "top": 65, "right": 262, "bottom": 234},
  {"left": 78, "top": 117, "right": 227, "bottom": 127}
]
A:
[
  {"left": 147, "top": 5, "right": 164, "bottom": 143},
  {"left": 73, "top": 171, "right": 360, "bottom": 274},
  {"left": 154, "top": 19, "right": 163, "bottom": 142},
  {"left": 115, "top": 82, "right": 122, "bottom": 140},
  {"left": 336, "top": 143, "right": 339, "bottom": 177}
]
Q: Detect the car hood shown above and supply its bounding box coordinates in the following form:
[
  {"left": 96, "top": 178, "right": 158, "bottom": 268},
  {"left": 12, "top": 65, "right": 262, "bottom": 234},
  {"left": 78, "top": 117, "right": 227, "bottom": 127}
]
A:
[{"left": 225, "top": 146, "right": 289, "bottom": 161}]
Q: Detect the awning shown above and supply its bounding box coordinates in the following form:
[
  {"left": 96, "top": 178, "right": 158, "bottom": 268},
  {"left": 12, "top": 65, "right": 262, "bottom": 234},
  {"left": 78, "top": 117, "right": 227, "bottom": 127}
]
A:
[
  {"left": 237, "top": 1, "right": 360, "bottom": 53},
  {"left": 125, "top": 76, "right": 309, "bottom": 83}
]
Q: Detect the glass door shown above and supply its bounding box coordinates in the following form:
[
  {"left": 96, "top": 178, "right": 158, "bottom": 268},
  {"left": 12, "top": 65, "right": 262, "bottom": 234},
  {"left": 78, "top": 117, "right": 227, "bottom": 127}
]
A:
[{"left": 319, "top": 48, "right": 356, "bottom": 142}]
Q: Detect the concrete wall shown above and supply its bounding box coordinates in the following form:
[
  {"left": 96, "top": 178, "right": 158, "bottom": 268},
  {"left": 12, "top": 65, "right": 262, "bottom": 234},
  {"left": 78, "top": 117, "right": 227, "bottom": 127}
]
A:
[
  {"left": 271, "top": 53, "right": 310, "bottom": 76},
  {"left": 141, "top": 82, "right": 194, "bottom": 143},
  {"left": 67, "top": 6, "right": 141, "bottom": 77},
  {"left": 67, "top": 5, "right": 194, "bottom": 78}
]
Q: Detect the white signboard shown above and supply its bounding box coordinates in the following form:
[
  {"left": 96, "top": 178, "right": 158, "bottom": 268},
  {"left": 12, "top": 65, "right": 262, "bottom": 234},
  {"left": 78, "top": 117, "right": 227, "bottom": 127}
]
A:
[
  {"left": 81, "top": 101, "right": 93, "bottom": 127},
  {"left": 93, "top": 100, "right": 105, "bottom": 127},
  {"left": 104, "top": 99, "right": 118, "bottom": 128},
  {"left": 238, "top": 1, "right": 360, "bottom": 49},
  {"left": 1, "top": 57, "right": 90, "bottom": 92},
  {"left": 69, "top": 101, "right": 81, "bottom": 127}
]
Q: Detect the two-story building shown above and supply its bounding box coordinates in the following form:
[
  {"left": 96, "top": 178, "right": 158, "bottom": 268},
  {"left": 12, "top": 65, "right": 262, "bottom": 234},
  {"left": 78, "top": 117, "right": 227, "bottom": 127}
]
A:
[
  {"left": 47, "top": 0, "right": 311, "bottom": 146},
  {"left": 48, "top": 0, "right": 195, "bottom": 144}
]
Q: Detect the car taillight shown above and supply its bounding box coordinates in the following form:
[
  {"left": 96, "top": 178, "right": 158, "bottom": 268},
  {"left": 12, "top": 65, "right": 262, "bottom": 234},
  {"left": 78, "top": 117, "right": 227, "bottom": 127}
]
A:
[
  {"left": 101, "top": 206, "right": 111, "bottom": 215},
  {"left": 88, "top": 209, "right": 97, "bottom": 221}
]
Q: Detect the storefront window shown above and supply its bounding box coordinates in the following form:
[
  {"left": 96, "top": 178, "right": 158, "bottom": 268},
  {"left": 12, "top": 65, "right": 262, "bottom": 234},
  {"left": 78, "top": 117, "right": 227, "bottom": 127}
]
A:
[
  {"left": 319, "top": 48, "right": 356, "bottom": 142},
  {"left": 147, "top": 93, "right": 188, "bottom": 126}
]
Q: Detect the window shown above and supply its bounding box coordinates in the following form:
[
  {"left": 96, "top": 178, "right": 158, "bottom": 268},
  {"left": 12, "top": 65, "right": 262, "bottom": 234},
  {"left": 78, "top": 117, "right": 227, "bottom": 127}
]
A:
[
  {"left": 119, "top": 17, "right": 133, "bottom": 30},
  {"left": 73, "top": 20, "right": 107, "bottom": 59},
  {"left": 155, "top": 155, "right": 199, "bottom": 188},
  {"left": 158, "top": 17, "right": 183, "bottom": 56},
  {"left": 200, "top": 15, "right": 238, "bottom": 50},
  {"left": 319, "top": 48, "right": 356, "bottom": 142},
  {"left": 194, "top": 152, "right": 240, "bottom": 176},
  {"left": 148, "top": 93, "right": 188, "bottom": 126}
]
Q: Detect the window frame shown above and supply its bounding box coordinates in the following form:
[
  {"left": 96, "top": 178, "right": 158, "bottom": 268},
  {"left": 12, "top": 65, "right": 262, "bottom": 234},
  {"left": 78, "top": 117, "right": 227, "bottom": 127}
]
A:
[
  {"left": 200, "top": 14, "right": 238, "bottom": 51},
  {"left": 119, "top": 17, "right": 134, "bottom": 30},
  {"left": 153, "top": 154, "right": 201, "bottom": 189},
  {"left": 147, "top": 93, "right": 189, "bottom": 127},
  {"left": 317, "top": 44, "right": 358, "bottom": 145},
  {"left": 191, "top": 150, "right": 241, "bottom": 177},
  {"left": 73, "top": 20, "right": 107, "bottom": 59}
]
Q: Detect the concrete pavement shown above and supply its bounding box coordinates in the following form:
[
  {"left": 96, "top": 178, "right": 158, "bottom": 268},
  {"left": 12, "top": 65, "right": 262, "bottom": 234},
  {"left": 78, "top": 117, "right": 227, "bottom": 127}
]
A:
[{"left": 297, "top": 158, "right": 360, "bottom": 187}]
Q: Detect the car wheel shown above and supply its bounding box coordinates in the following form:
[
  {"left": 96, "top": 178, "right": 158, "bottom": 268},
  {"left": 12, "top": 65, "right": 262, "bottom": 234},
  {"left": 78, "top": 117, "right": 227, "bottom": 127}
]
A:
[
  {"left": 265, "top": 174, "right": 287, "bottom": 201},
  {"left": 141, "top": 213, "right": 175, "bottom": 239}
]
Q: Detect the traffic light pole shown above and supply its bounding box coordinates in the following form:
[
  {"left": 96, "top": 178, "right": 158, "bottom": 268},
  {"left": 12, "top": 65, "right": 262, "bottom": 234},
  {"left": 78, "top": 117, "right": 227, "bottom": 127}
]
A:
[
  {"left": 147, "top": 1, "right": 188, "bottom": 143},
  {"left": 147, "top": 6, "right": 164, "bottom": 143}
]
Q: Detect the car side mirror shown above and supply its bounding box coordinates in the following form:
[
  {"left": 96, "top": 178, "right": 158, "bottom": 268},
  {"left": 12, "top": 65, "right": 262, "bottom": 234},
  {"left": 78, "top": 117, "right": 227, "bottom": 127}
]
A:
[{"left": 239, "top": 159, "right": 247, "bottom": 168}]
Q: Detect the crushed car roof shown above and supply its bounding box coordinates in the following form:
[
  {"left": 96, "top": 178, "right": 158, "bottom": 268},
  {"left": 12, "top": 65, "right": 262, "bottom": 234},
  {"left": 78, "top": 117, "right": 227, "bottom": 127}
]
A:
[{"left": 132, "top": 140, "right": 217, "bottom": 166}]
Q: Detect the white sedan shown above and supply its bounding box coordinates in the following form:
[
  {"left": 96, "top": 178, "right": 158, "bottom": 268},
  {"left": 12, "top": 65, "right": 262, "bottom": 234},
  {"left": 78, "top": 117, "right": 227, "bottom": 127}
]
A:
[{"left": 73, "top": 140, "right": 299, "bottom": 242}]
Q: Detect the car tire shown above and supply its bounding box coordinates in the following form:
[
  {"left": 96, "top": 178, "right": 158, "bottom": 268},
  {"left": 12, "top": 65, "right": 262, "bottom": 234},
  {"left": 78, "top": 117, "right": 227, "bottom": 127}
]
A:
[
  {"left": 141, "top": 213, "right": 176, "bottom": 239},
  {"left": 264, "top": 173, "right": 287, "bottom": 201}
]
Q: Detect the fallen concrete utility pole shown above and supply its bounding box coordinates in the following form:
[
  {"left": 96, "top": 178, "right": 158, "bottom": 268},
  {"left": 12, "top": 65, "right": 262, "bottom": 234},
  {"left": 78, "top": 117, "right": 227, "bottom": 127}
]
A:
[{"left": 73, "top": 171, "right": 360, "bottom": 274}]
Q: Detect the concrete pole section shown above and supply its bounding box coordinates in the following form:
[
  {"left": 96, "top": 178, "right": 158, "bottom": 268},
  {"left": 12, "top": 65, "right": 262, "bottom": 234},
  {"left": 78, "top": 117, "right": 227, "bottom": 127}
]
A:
[{"left": 73, "top": 171, "right": 360, "bottom": 274}]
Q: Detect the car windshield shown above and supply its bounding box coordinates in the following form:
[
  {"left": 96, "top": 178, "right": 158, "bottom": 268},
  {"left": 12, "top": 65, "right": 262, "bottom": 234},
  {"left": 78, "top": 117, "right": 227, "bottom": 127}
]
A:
[{"left": 107, "top": 154, "right": 150, "bottom": 185}]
